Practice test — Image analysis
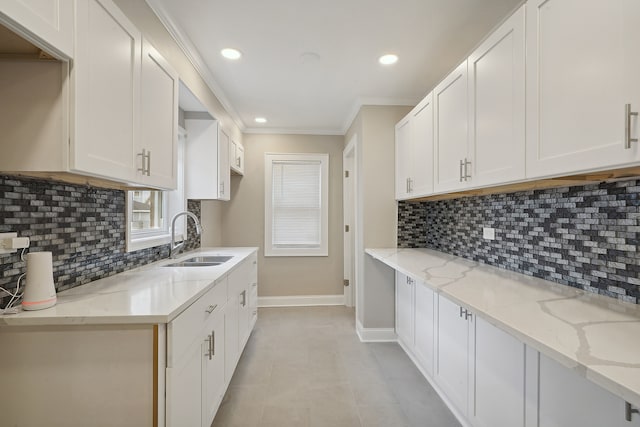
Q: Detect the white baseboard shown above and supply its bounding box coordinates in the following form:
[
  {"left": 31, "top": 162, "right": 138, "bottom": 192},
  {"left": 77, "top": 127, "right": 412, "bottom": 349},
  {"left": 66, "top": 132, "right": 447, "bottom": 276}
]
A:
[
  {"left": 257, "top": 294, "right": 345, "bottom": 307},
  {"left": 356, "top": 319, "right": 397, "bottom": 342}
]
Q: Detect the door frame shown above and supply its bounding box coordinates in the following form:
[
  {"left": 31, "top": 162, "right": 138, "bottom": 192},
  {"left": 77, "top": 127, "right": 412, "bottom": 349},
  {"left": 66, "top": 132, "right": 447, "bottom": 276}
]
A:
[{"left": 343, "top": 135, "right": 359, "bottom": 308}]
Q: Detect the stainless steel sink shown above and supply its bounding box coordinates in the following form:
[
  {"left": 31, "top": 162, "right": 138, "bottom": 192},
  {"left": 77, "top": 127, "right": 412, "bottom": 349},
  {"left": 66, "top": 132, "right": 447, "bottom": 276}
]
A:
[{"left": 164, "top": 255, "right": 233, "bottom": 268}]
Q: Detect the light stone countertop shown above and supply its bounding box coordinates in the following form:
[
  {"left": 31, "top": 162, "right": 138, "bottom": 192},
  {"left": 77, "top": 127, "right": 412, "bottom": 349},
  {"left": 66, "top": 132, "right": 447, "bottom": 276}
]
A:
[
  {"left": 0, "top": 247, "right": 258, "bottom": 326},
  {"left": 366, "top": 247, "right": 640, "bottom": 408}
]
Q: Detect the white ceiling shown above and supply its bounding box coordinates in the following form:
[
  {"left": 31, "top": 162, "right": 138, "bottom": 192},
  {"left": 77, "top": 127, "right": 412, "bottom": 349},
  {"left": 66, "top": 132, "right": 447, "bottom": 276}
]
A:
[{"left": 148, "top": 0, "right": 522, "bottom": 135}]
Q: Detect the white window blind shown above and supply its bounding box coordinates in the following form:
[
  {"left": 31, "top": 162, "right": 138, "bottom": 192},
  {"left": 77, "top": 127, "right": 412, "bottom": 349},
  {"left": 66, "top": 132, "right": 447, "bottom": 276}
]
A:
[{"left": 265, "top": 153, "right": 329, "bottom": 256}]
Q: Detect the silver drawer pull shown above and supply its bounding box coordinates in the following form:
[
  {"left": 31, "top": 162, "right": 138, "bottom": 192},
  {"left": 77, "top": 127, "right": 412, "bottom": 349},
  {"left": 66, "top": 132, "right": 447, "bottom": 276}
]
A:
[
  {"left": 206, "top": 334, "right": 213, "bottom": 360},
  {"left": 205, "top": 304, "right": 217, "bottom": 314},
  {"left": 252, "top": 282, "right": 257, "bottom": 287},
  {"left": 625, "top": 104, "right": 638, "bottom": 149}
]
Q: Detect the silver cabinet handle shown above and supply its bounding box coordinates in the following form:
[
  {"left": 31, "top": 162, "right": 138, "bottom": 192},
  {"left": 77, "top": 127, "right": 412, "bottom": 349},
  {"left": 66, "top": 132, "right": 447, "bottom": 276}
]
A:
[
  {"left": 626, "top": 402, "right": 639, "bottom": 421},
  {"left": 205, "top": 304, "right": 217, "bottom": 314},
  {"left": 220, "top": 182, "right": 225, "bottom": 195},
  {"left": 211, "top": 330, "right": 215, "bottom": 357},
  {"left": 408, "top": 178, "right": 413, "bottom": 193},
  {"left": 464, "top": 158, "right": 471, "bottom": 181},
  {"left": 406, "top": 177, "right": 409, "bottom": 193},
  {"left": 137, "top": 149, "right": 151, "bottom": 176},
  {"left": 625, "top": 104, "right": 638, "bottom": 149},
  {"left": 252, "top": 282, "right": 257, "bottom": 288},
  {"left": 459, "top": 306, "right": 464, "bottom": 318},
  {"left": 206, "top": 334, "right": 213, "bottom": 360},
  {"left": 236, "top": 157, "right": 241, "bottom": 167},
  {"left": 459, "top": 160, "right": 464, "bottom": 182}
]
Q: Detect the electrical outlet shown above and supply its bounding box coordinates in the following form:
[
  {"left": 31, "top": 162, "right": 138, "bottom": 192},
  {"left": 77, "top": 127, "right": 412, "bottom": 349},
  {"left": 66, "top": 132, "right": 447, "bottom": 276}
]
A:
[
  {"left": 482, "top": 227, "right": 496, "bottom": 240},
  {"left": 0, "top": 232, "right": 30, "bottom": 255}
]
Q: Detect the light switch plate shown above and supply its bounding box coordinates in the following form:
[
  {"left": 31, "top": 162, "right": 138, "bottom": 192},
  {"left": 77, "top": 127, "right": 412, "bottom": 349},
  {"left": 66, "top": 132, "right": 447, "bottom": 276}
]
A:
[{"left": 482, "top": 227, "right": 495, "bottom": 240}]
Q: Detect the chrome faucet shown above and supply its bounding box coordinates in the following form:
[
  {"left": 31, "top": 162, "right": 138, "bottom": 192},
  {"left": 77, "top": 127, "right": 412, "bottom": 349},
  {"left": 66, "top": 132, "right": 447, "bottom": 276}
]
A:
[{"left": 170, "top": 211, "right": 202, "bottom": 258}]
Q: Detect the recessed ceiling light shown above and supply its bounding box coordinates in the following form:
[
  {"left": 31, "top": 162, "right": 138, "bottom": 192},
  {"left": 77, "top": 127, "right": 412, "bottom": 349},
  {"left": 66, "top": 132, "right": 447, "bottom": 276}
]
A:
[
  {"left": 255, "top": 117, "right": 267, "bottom": 124},
  {"left": 221, "top": 48, "right": 242, "bottom": 60},
  {"left": 379, "top": 54, "right": 399, "bottom": 65}
]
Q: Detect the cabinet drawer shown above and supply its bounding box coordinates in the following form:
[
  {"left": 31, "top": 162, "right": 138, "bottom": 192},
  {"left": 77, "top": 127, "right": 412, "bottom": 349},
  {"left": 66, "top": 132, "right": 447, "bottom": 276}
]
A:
[{"left": 168, "top": 278, "right": 227, "bottom": 366}]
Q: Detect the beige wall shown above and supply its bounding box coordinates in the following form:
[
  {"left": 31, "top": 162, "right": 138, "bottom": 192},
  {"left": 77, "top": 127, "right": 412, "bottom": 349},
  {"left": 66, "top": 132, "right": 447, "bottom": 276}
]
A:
[
  {"left": 345, "top": 105, "right": 412, "bottom": 328},
  {"left": 220, "top": 134, "right": 344, "bottom": 298}
]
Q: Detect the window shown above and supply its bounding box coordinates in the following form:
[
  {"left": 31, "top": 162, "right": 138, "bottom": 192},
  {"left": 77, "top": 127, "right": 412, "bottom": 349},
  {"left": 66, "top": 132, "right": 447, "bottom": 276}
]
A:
[
  {"left": 264, "top": 153, "right": 329, "bottom": 256},
  {"left": 126, "top": 129, "right": 187, "bottom": 252}
]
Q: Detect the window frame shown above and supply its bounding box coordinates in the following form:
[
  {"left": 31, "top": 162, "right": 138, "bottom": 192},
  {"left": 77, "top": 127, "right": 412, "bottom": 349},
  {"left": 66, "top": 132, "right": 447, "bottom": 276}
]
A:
[{"left": 264, "top": 152, "right": 329, "bottom": 257}]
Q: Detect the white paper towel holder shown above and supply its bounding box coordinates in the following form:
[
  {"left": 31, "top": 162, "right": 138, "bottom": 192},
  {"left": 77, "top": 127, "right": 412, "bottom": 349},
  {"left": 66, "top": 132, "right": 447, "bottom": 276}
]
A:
[{"left": 22, "top": 251, "right": 57, "bottom": 311}]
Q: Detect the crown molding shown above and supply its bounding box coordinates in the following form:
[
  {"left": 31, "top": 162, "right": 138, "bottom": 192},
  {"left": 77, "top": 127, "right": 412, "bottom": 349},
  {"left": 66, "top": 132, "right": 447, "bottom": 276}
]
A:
[
  {"left": 145, "top": 0, "right": 246, "bottom": 131},
  {"left": 340, "top": 97, "right": 418, "bottom": 135},
  {"left": 243, "top": 127, "right": 344, "bottom": 136}
]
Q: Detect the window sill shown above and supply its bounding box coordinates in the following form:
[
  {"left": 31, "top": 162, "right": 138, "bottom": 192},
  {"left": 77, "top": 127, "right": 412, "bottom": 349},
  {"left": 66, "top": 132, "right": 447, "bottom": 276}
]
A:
[{"left": 126, "top": 233, "right": 185, "bottom": 253}]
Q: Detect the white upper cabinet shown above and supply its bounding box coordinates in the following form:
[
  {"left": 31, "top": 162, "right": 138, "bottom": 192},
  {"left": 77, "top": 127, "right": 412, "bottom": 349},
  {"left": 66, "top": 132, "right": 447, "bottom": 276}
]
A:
[
  {"left": 139, "top": 39, "right": 179, "bottom": 189},
  {"left": 71, "top": 0, "right": 141, "bottom": 183},
  {"left": 395, "top": 116, "right": 412, "bottom": 199},
  {"left": 0, "top": 0, "right": 74, "bottom": 59},
  {"left": 218, "top": 127, "right": 231, "bottom": 201},
  {"left": 230, "top": 138, "right": 245, "bottom": 176},
  {"left": 468, "top": 5, "right": 525, "bottom": 187},
  {"left": 185, "top": 118, "right": 231, "bottom": 201},
  {"left": 396, "top": 94, "right": 435, "bottom": 200},
  {"left": 526, "top": 0, "right": 640, "bottom": 178},
  {"left": 434, "top": 60, "right": 469, "bottom": 193}
]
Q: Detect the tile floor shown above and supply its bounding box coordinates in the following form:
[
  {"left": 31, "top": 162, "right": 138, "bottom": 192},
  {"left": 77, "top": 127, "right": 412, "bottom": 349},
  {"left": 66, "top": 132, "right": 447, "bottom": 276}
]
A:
[{"left": 212, "top": 306, "right": 460, "bottom": 427}]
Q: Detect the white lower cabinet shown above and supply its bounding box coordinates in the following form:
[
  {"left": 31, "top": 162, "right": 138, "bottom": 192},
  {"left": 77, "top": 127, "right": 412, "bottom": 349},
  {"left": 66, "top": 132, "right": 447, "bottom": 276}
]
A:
[
  {"left": 472, "top": 316, "right": 526, "bottom": 427},
  {"left": 537, "top": 353, "right": 640, "bottom": 427},
  {"left": 395, "top": 290, "right": 638, "bottom": 427},
  {"left": 167, "top": 251, "right": 259, "bottom": 427},
  {"left": 202, "top": 310, "right": 226, "bottom": 426},
  {"left": 395, "top": 271, "right": 415, "bottom": 347},
  {"left": 435, "top": 294, "right": 471, "bottom": 416},
  {"left": 414, "top": 280, "right": 435, "bottom": 376}
]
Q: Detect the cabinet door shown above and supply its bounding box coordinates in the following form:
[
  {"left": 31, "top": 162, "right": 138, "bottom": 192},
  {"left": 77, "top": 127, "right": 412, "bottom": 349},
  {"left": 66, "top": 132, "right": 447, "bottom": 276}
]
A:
[
  {"left": 526, "top": 0, "right": 640, "bottom": 178},
  {"left": 395, "top": 117, "right": 411, "bottom": 200},
  {"left": 202, "top": 312, "right": 226, "bottom": 427},
  {"left": 0, "top": 0, "right": 74, "bottom": 58},
  {"left": 139, "top": 39, "right": 178, "bottom": 189},
  {"left": 538, "top": 353, "right": 640, "bottom": 427},
  {"left": 236, "top": 144, "right": 245, "bottom": 175},
  {"left": 468, "top": 5, "right": 525, "bottom": 187},
  {"left": 472, "top": 316, "right": 526, "bottom": 427},
  {"left": 436, "top": 295, "right": 469, "bottom": 415},
  {"left": 185, "top": 118, "right": 220, "bottom": 200},
  {"left": 410, "top": 93, "right": 434, "bottom": 196},
  {"left": 434, "top": 61, "right": 469, "bottom": 193},
  {"left": 414, "top": 281, "right": 435, "bottom": 377},
  {"left": 218, "top": 127, "right": 231, "bottom": 201},
  {"left": 395, "top": 271, "right": 415, "bottom": 347},
  {"left": 224, "top": 292, "right": 240, "bottom": 382},
  {"left": 72, "top": 0, "right": 140, "bottom": 182},
  {"left": 166, "top": 338, "right": 202, "bottom": 427}
]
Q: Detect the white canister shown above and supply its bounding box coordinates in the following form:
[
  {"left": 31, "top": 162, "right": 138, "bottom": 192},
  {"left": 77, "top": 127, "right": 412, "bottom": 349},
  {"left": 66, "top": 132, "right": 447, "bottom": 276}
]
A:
[{"left": 22, "top": 251, "right": 57, "bottom": 311}]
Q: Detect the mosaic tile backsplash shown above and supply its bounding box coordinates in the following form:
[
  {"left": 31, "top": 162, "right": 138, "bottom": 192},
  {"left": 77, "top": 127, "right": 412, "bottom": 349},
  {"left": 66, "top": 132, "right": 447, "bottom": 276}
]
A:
[
  {"left": 398, "top": 179, "right": 640, "bottom": 303},
  {"left": 0, "top": 175, "right": 201, "bottom": 309}
]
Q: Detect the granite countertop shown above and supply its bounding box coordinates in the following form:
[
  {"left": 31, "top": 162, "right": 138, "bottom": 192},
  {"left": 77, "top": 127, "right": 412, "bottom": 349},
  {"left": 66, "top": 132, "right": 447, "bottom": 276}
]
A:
[
  {"left": 366, "top": 247, "right": 640, "bottom": 408},
  {"left": 0, "top": 247, "right": 258, "bottom": 326}
]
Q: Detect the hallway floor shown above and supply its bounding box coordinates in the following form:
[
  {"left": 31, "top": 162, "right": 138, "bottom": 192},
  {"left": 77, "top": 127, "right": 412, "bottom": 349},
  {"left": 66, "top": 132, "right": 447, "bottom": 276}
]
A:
[{"left": 212, "top": 306, "right": 460, "bottom": 427}]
